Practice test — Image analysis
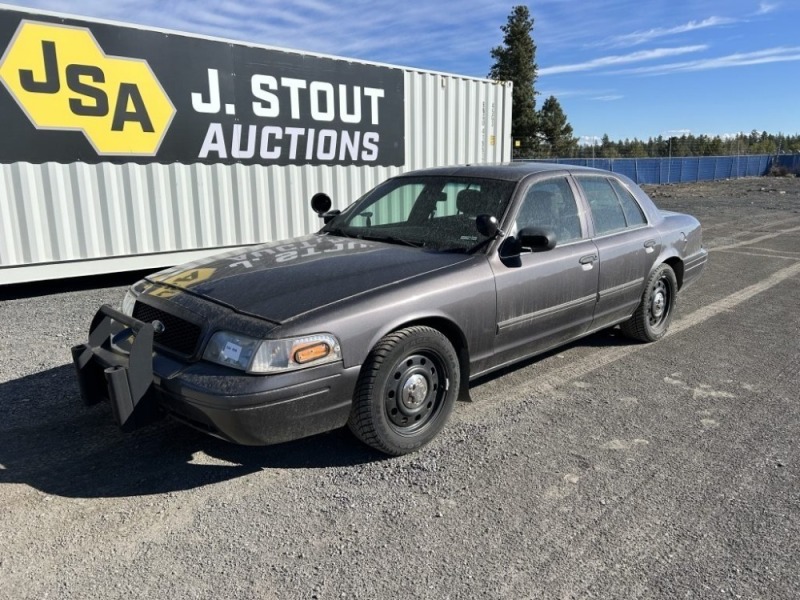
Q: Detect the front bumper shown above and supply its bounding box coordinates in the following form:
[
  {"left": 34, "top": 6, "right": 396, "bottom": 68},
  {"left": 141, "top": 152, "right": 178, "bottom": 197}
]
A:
[{"left": 72, "top": 305, "right": 359, "bottom": 445}]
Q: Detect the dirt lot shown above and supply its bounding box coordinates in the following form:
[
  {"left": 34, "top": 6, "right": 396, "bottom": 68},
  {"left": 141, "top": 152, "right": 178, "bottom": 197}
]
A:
[{"left": 1, "top": 176, "right": 798, "bottom": 599}]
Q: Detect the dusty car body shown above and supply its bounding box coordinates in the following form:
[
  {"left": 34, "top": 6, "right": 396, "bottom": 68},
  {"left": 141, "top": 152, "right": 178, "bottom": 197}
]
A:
[{"left": 73, "top": 163, "right": 707, "bottom": 455}]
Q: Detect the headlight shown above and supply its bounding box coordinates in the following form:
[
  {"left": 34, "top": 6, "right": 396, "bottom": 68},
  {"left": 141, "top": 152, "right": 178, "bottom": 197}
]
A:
[
  {"left": 203, "top": 331, "right": 342, "bottom": 374},
  {"left": 202, "top": 331, "right": 261, "bottom": 371}
]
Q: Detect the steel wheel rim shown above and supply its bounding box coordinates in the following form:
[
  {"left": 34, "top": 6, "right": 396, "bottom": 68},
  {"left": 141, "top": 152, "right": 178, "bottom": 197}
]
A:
[
  {"left": 384, "top": 352, "right": 448, "bottom": 435},
  {"left": 648, "top": 276, "right": 671, "bottom": 330}
]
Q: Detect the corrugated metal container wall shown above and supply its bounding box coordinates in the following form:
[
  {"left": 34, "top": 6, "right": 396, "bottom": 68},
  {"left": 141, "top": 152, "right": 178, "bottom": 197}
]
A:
[{"left": 1, "top": 71, "right": 511, "bottom": 284}]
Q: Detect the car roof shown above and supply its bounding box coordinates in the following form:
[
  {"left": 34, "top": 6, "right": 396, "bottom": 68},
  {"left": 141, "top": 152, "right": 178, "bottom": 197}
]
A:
[{"left": 395, "top": 162, "right": 617, "bottom": 182}]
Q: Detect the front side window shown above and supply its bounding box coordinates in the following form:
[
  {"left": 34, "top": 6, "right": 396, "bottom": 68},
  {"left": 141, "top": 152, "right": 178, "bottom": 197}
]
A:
[
  {"left": 515, "top": 177, "right": 583, "bottom": 244},
  {"left": 323, "top": 176, "right": 516, "bottom": 252}
]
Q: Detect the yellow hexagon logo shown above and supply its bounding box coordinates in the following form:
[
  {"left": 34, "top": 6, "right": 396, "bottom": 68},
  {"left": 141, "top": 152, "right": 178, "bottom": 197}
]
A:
[
  {"left": 148, "top": 267, "right": 217, "bottom": 299},
  {"left": 0, "top": 20, "right": 175, "bottom": 156}
]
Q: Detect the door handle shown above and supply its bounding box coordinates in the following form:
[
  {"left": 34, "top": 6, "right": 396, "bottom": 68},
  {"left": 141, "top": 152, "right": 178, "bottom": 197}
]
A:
[
  {"left": 644, "top": 239, "right": 656, "bottom": 248},
  {"left": 579, "top": 254, "right": 597, "bottom": 265}
]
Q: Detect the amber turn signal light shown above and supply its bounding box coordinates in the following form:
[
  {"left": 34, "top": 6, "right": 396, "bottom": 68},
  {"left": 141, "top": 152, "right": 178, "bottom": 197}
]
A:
[{"left": 293, "top": 342, "right": 331, "bottom": 364}]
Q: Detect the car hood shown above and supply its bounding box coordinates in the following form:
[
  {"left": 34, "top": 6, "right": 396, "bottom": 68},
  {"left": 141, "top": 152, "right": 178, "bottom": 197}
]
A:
[{"left": 145, "top": 234, "right": 472, "bottom": 323}]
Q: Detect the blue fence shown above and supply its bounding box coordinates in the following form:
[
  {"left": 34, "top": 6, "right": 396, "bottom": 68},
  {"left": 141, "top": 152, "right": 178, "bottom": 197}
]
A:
[
  {"left": 519, "top": 154, "right": 797, "bottom": 185},
  {"left": 773, "top": 154, "right": 800, "bottom": 174}
]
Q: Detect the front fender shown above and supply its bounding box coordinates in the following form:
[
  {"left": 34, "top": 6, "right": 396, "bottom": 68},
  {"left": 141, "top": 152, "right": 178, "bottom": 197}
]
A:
[{"left": 280, "top": 258, "right": 498, "bottom": 371}]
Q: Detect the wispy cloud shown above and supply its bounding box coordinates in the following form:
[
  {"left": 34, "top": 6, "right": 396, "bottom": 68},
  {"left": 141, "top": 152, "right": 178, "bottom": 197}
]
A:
[
  {"left": 538, "top": 88, "right": 617, "bottom": 99},
  {"left": 2, "top": 0, "right": 509, "bottom": 75},
  {"left": 613, "top": 46, "right": 800, "bottom": 75},
  {"left": 536, "top": 88, "right": 624, "bottom": 102},
  {"left": 540, "top": 45, "right": 707, "bottom": 76},
  {"left": 602, "top": 16, "right": 737, "bottom": 48},
  {"left": 578, "top": 135, "right": 603, "bottom": 146},
  {"left": 756, "top": 2, "right": 778, "bottom": 15}
]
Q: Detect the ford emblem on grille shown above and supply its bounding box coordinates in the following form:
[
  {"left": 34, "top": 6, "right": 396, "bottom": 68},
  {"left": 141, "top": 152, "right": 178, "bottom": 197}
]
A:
[{"left": 152, "top": 320, "right": 166, "bottom": 334}]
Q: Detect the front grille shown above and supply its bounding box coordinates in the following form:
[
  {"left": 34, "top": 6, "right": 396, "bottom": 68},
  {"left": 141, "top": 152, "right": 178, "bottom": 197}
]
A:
[{"left": 133, "top": 302, "right": 202, "bottom": 356}]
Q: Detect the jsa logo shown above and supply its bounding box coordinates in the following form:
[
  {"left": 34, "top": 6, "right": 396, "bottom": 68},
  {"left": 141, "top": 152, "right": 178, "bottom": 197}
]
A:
[{"left": 0, "top": 20, "right": 175, "bottom": 155}]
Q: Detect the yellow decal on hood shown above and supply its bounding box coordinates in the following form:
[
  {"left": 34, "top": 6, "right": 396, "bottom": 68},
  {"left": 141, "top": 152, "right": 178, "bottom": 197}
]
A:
[{"left": 149, "top": 267, "right": 216, "bottom": 299}]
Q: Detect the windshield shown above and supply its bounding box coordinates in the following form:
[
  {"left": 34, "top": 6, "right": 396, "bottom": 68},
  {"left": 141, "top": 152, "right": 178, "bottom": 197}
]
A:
[{"left": 322, "top": 176, "right": 516, "bottom": 251}]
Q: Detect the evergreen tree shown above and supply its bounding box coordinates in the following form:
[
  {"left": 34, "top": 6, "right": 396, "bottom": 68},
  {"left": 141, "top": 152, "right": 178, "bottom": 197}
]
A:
[
  {"left": 573, "top": 130, "right": 799, "bottom": 158},
  {"left": 489, "top": 5, "right": 538, "bottom": 156},
  {"left": 629, "top": 139, "right": 647, "bottom": 157},
  {"left": 538, "top": 96, "right": 577, "bottom": 157}
]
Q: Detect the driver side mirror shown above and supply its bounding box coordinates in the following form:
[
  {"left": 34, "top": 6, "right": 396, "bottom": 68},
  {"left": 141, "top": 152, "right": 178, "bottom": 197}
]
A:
[
  {"left": 499, "top": 227, "right": 556, "bottom": 264},
  {"left": 518, "top": 227, "right": 557, "bottom": 252}
]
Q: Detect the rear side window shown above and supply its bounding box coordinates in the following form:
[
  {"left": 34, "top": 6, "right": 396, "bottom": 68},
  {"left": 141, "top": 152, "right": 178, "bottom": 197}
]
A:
[
  {"left": 577, "top": 177, "right": 627, "bottom": 235},
  {"left": 577, "top": 176, "right": 648, "bottom": 235},
  {"left": 609, "top": 179, "right": 647, "bottom": 227}
]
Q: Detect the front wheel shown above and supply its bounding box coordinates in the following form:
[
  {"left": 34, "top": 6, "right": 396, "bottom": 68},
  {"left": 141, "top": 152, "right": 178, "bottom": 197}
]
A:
[
  {"left": 348, "top": 326, "right": 460, "bottom": 456},
  {"left": 621, "top": 263, "right": 678, "bottom": 342}
]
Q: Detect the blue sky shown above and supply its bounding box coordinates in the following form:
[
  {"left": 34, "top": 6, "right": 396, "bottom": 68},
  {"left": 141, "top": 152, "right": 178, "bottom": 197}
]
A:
[{"left": 3, "top": 0, "right": 798, "bottom": 142}]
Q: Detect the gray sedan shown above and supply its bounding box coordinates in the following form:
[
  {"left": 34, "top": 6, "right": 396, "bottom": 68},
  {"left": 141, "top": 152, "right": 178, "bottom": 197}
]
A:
[{"left": 73, "top": 163, "right": 707, "bottom": 455}]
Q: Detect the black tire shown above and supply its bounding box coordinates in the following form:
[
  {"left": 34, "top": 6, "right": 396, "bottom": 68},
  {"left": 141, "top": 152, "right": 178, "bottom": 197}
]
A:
[
  {"left": 621, "top": 263, "right": 678, "bottom": 343},
  {"left": 348, "top": 326, "right": 460, "bottom": 456}
]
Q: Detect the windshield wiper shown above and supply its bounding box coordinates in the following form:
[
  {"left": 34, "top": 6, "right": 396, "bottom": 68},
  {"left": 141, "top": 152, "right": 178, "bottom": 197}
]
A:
[
  {"left": 435, "top": 239, "right": 491, "bottom": 254},
  {"left": 357, "top": 234, "right": 425, "bottom": 248},
  {"left": 324, "top": 227, "right": 356, "bottom": 239},
  {"left": 465, "top": 239, "right": 493, "bottom": 254}
]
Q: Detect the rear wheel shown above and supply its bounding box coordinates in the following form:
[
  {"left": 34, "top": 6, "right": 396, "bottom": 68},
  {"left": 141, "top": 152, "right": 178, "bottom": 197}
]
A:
[
  {"left": 621, "top": 263, "right": 678, "bottom": 342},
  {"left": 348, "top": 326, "right": 460, "bottom": 456}
]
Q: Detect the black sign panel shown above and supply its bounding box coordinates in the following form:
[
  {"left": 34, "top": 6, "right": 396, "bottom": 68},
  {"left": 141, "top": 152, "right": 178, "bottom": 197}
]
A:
[{"left": 0, "top": 8, "right": 405, "bottom": 166}]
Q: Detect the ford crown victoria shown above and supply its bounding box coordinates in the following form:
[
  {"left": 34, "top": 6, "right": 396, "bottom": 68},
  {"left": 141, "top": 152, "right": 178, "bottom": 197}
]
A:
[{"left": 73, "top": 163, "right": 707, "bottom": 455}]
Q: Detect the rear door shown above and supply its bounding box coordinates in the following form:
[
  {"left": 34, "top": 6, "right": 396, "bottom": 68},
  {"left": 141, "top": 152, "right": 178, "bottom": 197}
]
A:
[{"left": 573, "top": 175, "right": 661, "bottom": 329}]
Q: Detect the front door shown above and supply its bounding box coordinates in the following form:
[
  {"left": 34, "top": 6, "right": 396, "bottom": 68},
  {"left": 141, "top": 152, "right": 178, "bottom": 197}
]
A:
[{"left": 490, "top": 176, "right": 599, "bottom": 368}]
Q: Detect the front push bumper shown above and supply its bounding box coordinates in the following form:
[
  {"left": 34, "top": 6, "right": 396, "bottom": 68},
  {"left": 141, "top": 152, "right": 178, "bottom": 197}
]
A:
[{"left": 72, "top": 305, "right": 359, "bottom": 445}]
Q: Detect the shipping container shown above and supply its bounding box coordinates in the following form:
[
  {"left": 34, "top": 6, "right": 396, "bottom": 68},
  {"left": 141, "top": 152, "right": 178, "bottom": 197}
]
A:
[{"left": 0, "top": 5, "right": 512, "bottom": 284}]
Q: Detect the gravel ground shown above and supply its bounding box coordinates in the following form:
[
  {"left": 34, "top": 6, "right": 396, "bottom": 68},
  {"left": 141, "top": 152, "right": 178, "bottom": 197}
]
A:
[{"left": 1, "top": 176, "right": 799, "bottom": 599}]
